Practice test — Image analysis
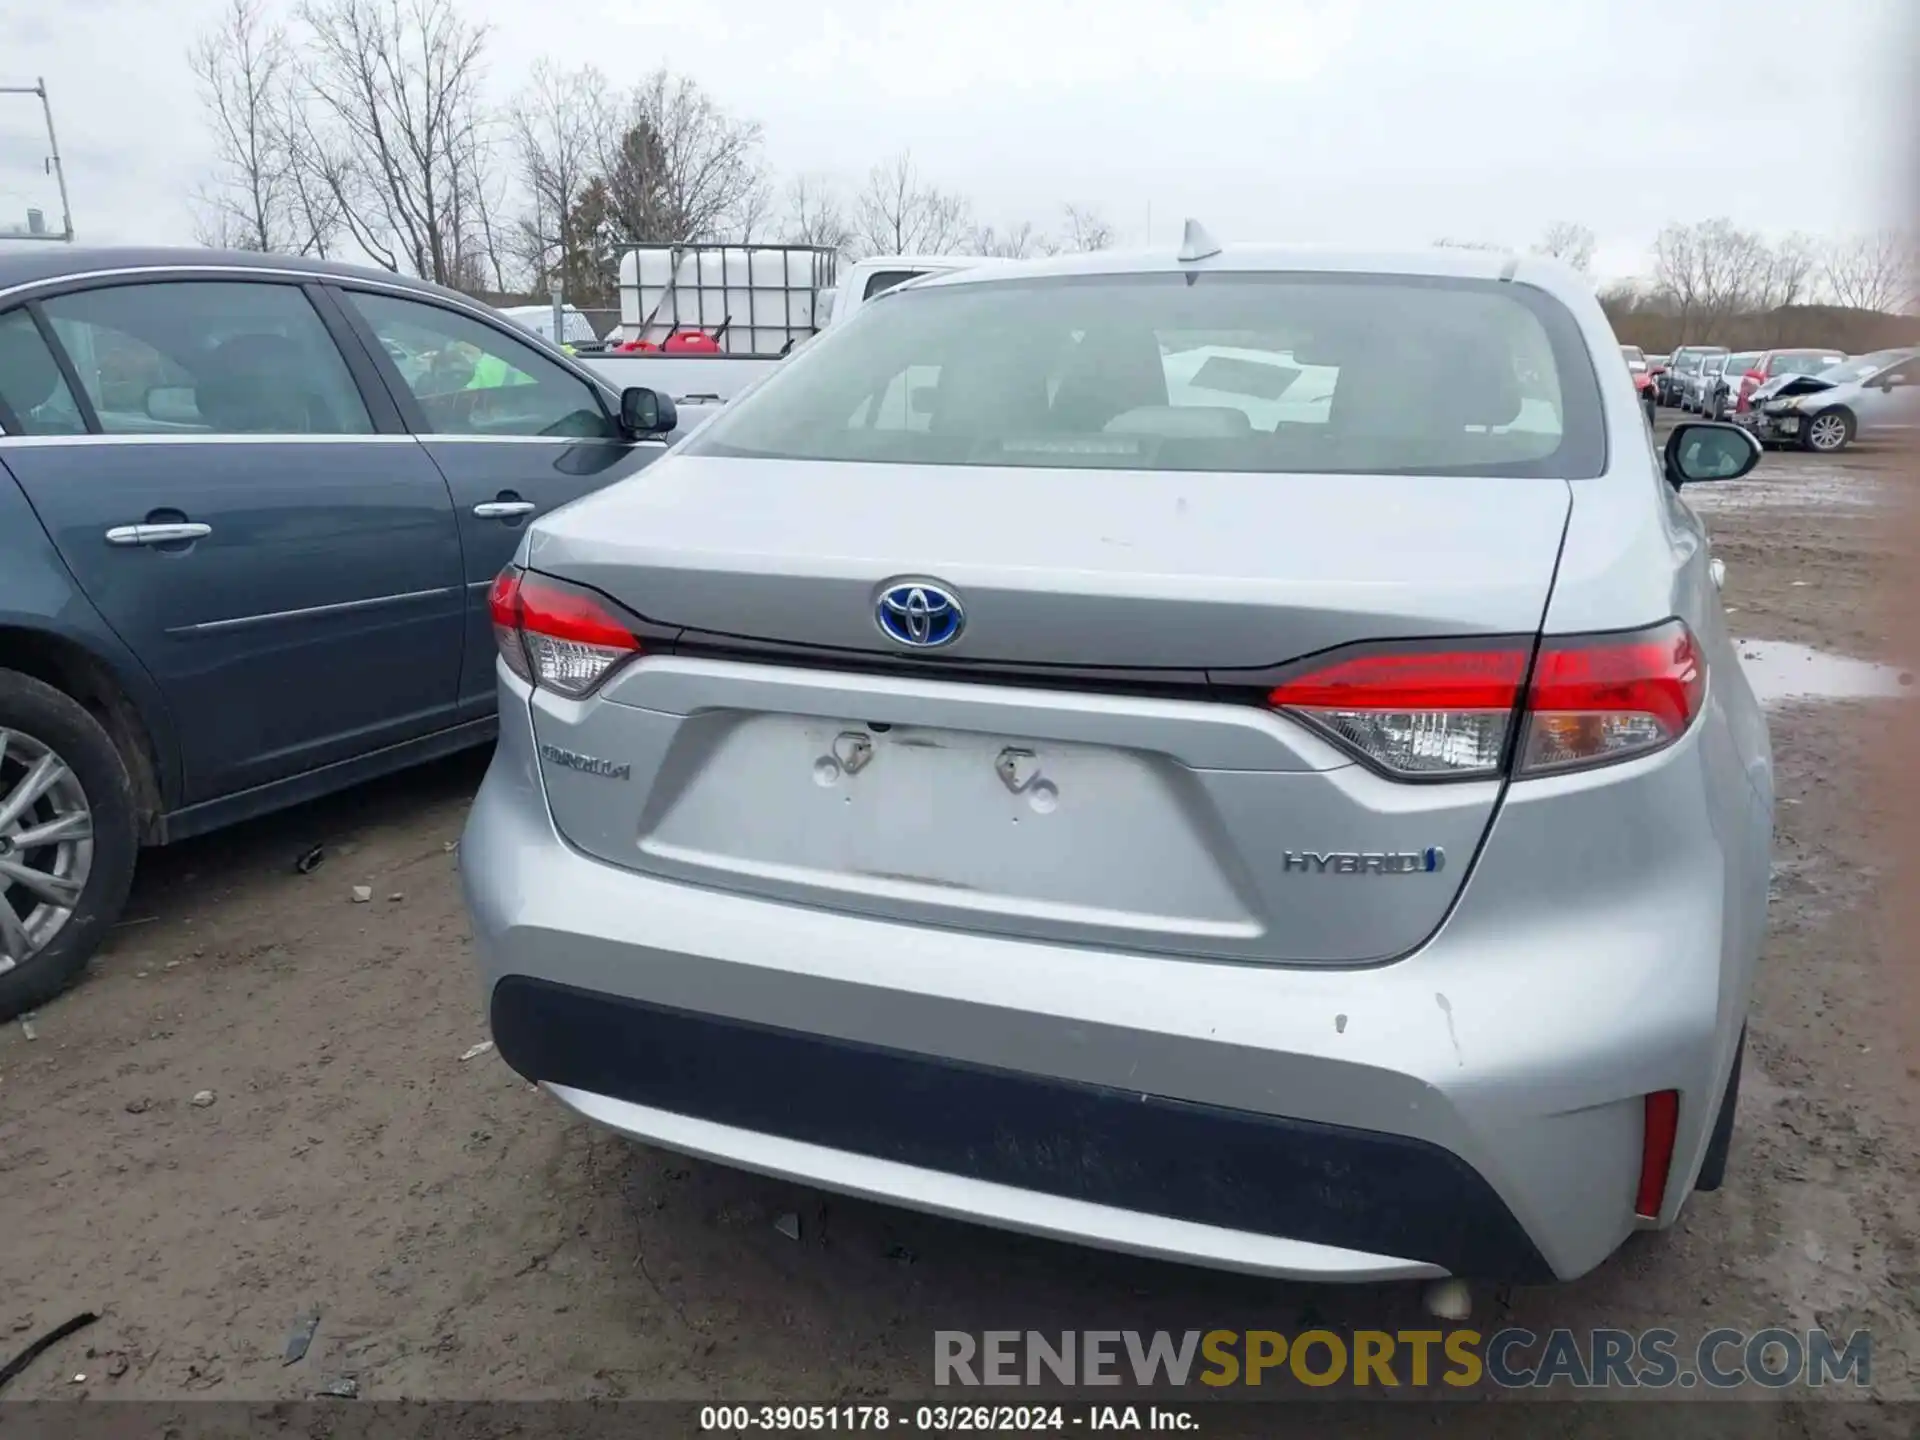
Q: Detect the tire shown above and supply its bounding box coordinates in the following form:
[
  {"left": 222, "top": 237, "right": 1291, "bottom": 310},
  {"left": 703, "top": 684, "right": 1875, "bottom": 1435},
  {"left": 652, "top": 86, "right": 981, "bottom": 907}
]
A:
[
  {"left": 1694, "top": 1026, "right": 1744, "bottom": 1192},
  {"left": 1800, "top": 408, "right": 1853, "bottom": 454},
  {"left": 0, "top": 669, "right": 139, "bottom": 1021}
]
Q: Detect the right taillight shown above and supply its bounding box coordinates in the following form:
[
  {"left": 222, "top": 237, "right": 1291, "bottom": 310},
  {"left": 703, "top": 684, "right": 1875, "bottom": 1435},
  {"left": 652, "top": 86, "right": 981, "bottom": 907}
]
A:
[
  {"left": 1519, "top": 620, "right": 1704, "bottom": 775},
  {"left": 488, "top": 565, "right": 642, "bottom": 699},
  {"left": 1266, "top": 620, "right": 1706, "bottom": 781}
]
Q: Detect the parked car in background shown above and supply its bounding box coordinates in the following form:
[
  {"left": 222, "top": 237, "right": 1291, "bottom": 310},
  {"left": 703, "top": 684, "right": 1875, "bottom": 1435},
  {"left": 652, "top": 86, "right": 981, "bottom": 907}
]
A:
[
  {"left": 1754, "top": 349, "right": 1920, "bottom": 452},
  {"left": 1684, "top": 353, "right": 1734, "bottom": 414},
  {"left": 1703, "top": 351, "right": 1760, "bottom": 421},
  {"left": 497, "top": 302, "right": 605, "bottom": 353},
  {"left": 1725, "top": 348, "right": 1847, "bottom": 418},
  {"left": 1660, "top": 346, "right": 1726, "bottom": 407},
  {"left": 465, "top": 240, "right": 1771, "bottom": 1290},
  {"left": 0, "top": 246, "right": 695, "bottom": 1019},
  {"left": 1621, "top": 345, "right": 1655, "bottom": 423}
]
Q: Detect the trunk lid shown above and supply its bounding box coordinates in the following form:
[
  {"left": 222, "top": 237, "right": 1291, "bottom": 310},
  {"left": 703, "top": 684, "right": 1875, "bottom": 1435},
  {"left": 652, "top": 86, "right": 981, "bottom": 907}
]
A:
[
  {"left": 529, "top": 455, "right": 1569, "bottom": 668},
  {"left": 523, "top": 455, "right": 1571, "bottom": 965}
]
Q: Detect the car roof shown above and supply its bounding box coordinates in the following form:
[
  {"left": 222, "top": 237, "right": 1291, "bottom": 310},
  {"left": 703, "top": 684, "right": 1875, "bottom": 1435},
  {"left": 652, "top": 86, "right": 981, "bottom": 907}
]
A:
[
  {"left": 847, "top": 255, "right": 986, "bottom": 270},
  {"left": 909, "top": 241, "right": 1607, "bottom": 296},
  {"left": 0, "top": 245, "right": 478, "bottom": 308},
  {"left": 917, "top": 242, "right": 1535, "bottom": 284}
]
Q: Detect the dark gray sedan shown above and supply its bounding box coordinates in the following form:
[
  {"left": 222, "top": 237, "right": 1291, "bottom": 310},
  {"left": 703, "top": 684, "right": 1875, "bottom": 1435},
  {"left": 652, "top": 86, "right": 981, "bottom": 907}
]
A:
[{"left": 0, "top": 247, "right": 682, "bottom": 1018}]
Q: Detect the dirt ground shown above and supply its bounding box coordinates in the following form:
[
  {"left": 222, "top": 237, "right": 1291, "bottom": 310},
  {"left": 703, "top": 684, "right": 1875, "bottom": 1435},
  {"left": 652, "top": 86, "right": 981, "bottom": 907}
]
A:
[{"left": 2, "top": 420, "right": 1917, "bottom": 1433}]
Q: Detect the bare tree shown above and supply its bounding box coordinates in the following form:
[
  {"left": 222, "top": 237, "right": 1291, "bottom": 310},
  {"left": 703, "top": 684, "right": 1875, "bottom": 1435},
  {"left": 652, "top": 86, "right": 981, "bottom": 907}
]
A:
[
  {"left": 509, "top": 61, "right": 607, "bottom": 293},
  {"left": 1691, "top": 218, "right": 1769, "bottom": 336},
  {"left": 1532, "top": 220, "right": 1596, "bottom": 273},
  {"left": 1649, "top": 218, "right": 1766, "bottom": 339},
  {"left": 188, "top": 0, "right": 335, "bottom": 254},
  {"left": 601, "top": 70, "right": 767, "bottom": 243},
  {"left": 780, "top": 173, "right": 854, "bottom": 253},
  {"left": 729, "top": 176, "right": 775, "bottom": 243},
  {"left": 971, "top": 219, "right": 1039, "bottom": 258},
  {"left": 293, "top": 0, "right": 495, "bottom": 285},
  {"left": 1824, "top": 229, "right": 1917, "bottom": 313},
  {"left": 1651, "top": 220, "right": 1702, "bottom": 334},
  {"left": 853, "top": 151, "right": 972, "bottom": 256},
  {"left": 1432, "top": 236, "right": 1507, "bottom": 251},
  {"left": 1757, "top": 232, "right": 1821, "bottom": 310},
  {"left": 1061, "top": 203, "right": 1115, "bottom": 253}
]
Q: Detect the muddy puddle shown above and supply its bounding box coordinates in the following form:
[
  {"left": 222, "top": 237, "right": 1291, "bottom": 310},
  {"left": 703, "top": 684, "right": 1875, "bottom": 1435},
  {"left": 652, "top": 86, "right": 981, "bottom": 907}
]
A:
[{"left": 1735, "top": 638, "right": 1913, "bottom": 705}]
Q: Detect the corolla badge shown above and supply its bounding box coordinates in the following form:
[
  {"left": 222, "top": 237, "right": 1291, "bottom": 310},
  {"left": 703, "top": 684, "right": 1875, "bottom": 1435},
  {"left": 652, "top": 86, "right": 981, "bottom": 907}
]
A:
[
  {"left": 1282, "top": 848, "right": 1446, "bottom": 875},
  {"left": 876, "top": 579, "right": 965, "bottom": 649},
  {"left": 538, "top": 743, "right": 631, "bottom": 781}
]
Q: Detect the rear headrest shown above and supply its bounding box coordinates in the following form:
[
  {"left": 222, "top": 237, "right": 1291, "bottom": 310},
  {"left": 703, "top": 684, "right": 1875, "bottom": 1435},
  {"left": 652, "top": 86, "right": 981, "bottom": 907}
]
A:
[
  {"left": 1430, "top": 345, "right": 1522, "bottom": 429},
  {"left": 1103, "top": 405, "right": 1253, "bottom": 439},
  {"left": 1331, "top": 335, "right": 1522, "bottom": 433},
  {"left": 0, "top": 322, "right": 62, "bottom": 421},
  {"left": 1051, "top": 330, "right": 1169, "bottom": 431},
  {"left": 195, "top": 333, "right": 316, "bottom": 433},
  {"left": 931, "top": 351, "right": 1051, "bottom": 435}
]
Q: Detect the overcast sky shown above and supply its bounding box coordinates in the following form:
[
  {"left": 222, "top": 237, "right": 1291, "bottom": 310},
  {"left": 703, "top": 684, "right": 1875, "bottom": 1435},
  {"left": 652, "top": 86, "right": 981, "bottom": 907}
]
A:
[{"left": 1, "top": 0, "right": 1912, "bottom": 280}]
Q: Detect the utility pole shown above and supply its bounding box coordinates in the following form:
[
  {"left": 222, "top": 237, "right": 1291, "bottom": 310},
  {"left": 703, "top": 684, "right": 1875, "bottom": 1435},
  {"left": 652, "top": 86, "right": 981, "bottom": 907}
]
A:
[{"left": 0, "top": 78, "right": 75, "bottom": 242}]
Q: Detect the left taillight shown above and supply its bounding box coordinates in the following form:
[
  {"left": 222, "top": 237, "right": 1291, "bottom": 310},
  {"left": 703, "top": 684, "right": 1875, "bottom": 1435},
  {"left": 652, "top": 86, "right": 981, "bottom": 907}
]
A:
[
  {"left": 489, "top": 565, "right": 641, "bottom": 699},
  {"left": 1266, "top": 620, "right": 1707, "bottom": 782}
]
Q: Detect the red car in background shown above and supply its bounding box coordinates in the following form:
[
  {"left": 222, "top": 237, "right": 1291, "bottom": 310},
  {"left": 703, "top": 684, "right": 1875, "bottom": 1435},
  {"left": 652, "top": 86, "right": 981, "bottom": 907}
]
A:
[
  {"left": 1621, "top": 345, "right": 1656, "bottom": 424},
  {"left": 1729, "top": 348, "right": 1847, "bottom": 414}
]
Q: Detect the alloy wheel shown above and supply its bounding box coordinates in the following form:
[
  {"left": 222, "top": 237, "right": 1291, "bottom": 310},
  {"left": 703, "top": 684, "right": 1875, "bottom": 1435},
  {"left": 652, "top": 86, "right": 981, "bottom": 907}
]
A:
[
  {"left": 0, "top": 727, "right": 95, "bottom": 975},
  {"left": 1806, "top": 413, "right": 1849, "bottom": 453}
]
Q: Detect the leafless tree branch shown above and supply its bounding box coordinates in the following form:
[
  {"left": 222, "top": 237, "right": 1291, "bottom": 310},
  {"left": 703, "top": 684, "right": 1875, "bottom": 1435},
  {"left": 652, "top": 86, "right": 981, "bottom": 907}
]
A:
[
  {"left": 293, "top": 0, "right": 496, "bottom": 286},
  {"left": 779, "top": 174, "right": 854, "bottom": 253},
  {"left": 1824, "top": 229, "right": 1918, "bottom": 314},
  {"left": 189, "top": 0, "right": 336, "bottom": 254},
  {"left": 853, "top": 151, "right": 973, "bottom": 257},
  {"left": 1532, "top": 221, "right": 1596, "bottom": 273}
]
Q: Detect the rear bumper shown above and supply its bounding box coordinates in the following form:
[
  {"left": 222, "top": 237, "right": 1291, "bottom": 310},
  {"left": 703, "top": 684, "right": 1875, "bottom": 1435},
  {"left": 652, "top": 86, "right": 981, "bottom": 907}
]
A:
[
  {"left": 494, "top": 976, "right": 1547, "bottom": 1282},
  {"left": 464, "top": 671, "right": 1768, "bottom": 1285}
]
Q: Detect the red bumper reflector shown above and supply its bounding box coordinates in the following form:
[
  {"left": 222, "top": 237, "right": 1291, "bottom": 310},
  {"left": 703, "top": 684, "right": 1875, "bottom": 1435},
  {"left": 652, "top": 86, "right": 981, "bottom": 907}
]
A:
[{"left": 1635, "top": 1089, "right": 1680, "bottom": 1219}]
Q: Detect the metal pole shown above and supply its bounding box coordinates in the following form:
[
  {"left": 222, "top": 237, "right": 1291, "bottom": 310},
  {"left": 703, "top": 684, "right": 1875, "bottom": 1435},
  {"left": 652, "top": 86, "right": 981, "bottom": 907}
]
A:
[
  {"left": 549, "top": 278, "right": 564, "bottom": 349},
  {"left": 37, "top": 81, "right": 74, "bottom": 241},
  {"left": 0, "top": 78, "right": 74, "bottom": 241}
]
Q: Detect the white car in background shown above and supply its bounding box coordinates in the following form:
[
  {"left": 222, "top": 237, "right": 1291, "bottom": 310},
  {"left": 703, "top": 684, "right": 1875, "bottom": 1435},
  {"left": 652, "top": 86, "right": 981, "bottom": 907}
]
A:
[{"left": 497, "top": 303, "right": 603, "bottom": 351}]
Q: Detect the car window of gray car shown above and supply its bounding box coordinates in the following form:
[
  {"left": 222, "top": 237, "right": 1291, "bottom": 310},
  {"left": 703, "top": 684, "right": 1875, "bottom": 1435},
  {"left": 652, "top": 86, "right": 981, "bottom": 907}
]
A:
[
  {"left": 688, "top": 272, "right": 1604, "bottom": 478},
  {"left": 0, "top": 309, "right": 87, "bottom": 436},
  {"left": 39, "top": 282, "right": 374, "bottom": 436},
  {"left": 343, "top": 291, "right": 618, "bottom": 440},
  {"left": 1768, "top": 353, "right": 1842, "bottom": 377}
]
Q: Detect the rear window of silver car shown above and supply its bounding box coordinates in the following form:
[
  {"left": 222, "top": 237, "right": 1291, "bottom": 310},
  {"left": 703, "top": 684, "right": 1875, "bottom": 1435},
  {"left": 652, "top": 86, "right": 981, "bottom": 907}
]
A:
[{"left": 685, "top": 273, "right": 1606, "bottom": 478}]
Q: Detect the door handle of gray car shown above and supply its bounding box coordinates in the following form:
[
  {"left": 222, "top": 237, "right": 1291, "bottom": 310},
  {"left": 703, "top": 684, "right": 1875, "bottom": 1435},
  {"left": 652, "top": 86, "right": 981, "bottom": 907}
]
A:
[
  {"left": 473, "top": 501, "right": 537, "bottom": 519},
  {"left": 105, "top": 523, "right": 212, "bottom": 547}
]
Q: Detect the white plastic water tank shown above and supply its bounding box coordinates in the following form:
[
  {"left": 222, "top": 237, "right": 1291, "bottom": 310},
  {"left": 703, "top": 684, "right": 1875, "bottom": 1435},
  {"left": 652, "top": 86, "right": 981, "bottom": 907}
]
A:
[{"left": 618, "top": 245, "right": 828, "bottom": 355}]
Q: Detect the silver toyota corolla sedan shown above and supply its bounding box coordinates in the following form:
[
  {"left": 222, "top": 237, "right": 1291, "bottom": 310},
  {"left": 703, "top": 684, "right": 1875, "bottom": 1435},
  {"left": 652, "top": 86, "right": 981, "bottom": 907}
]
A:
[{"left": 462, "top": 241, "right": 1774, "bottom": 1286}]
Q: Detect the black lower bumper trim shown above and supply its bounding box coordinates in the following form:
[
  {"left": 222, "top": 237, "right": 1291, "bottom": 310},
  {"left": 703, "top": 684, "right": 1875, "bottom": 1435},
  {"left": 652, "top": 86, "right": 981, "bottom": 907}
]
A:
[{"left": 490, "top": 976, "right": 1556, "bottom": 1282}]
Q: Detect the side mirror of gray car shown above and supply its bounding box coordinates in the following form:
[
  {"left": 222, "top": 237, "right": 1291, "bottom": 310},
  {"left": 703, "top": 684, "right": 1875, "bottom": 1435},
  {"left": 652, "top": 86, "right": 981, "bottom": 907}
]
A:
[
  {"left": 619, "top": 386, "right": 677, "bottom": 438},
  {"left": 1664, "top": 421, "right": 1762, "bottom": 489}
]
